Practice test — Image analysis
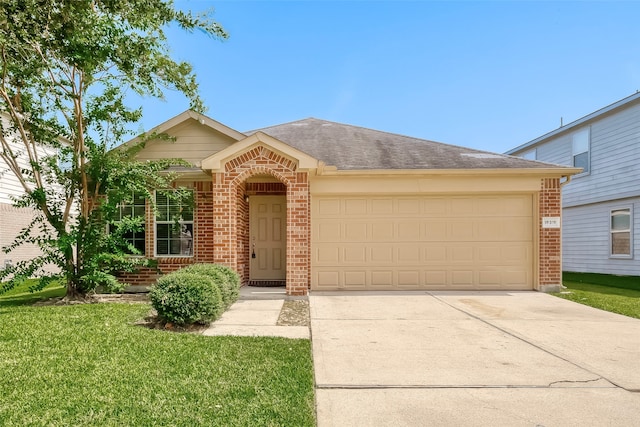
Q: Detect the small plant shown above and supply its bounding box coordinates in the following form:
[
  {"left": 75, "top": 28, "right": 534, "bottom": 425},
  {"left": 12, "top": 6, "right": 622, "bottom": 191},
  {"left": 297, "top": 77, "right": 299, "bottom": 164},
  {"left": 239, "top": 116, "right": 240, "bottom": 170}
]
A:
[
  {"left": 178, "top": 264, "right": 240, "bottom": 308},
  {"left": 149, "top": 272, "right": 223, "bottom": 326}
]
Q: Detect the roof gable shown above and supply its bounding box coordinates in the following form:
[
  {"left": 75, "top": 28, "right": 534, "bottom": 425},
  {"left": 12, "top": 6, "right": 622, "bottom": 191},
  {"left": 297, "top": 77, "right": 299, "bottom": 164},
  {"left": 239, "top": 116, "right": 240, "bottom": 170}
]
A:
[
  {"left": 506, "top": 92, "right": 640, "bottom": 154},
  {"left": 201, "top": 131, "right": 321, "bottom": 172},
  {"left": 120, "top": 111, "right": 246, "bottom": 165}
]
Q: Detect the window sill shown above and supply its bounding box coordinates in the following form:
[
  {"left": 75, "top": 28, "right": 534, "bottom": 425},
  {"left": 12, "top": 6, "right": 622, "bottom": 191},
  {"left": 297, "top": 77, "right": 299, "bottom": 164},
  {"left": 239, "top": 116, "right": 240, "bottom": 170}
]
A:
[{"left": 154, "top": 255, "right": 194, "bottom": 260}]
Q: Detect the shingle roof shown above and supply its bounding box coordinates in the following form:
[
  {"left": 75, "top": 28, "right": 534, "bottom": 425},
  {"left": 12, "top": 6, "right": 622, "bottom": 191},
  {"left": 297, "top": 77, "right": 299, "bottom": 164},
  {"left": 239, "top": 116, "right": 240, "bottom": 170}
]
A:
[{"left": 249, "top": 118, "right": 567, "bottom": 170}]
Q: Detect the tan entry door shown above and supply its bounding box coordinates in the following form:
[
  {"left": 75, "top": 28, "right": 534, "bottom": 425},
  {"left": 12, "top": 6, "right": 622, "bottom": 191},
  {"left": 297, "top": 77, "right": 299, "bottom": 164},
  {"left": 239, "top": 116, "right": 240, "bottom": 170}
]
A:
[{"left": 250, "top": 195, "right": 286, "bottom": 281}]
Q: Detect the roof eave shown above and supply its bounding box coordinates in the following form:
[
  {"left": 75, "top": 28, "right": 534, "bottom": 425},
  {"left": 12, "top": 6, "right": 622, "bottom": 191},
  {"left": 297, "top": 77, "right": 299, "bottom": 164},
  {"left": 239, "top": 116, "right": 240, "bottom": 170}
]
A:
[
  {"left": 317, "top": 167, "right": 583, "bottom": 177},
  {"left": 506, "top": 92, "right": 640, "bottom": 154}
]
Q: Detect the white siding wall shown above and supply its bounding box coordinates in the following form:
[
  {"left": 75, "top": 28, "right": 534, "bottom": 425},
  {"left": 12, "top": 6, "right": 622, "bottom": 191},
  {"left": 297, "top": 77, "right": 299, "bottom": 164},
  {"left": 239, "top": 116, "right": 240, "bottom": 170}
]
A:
[
  {"left": 0, "top": 125, "right": 60, "bottom": 270},
  {"left": 510, "top": 100, "right": 640, "bottom": 276},
  {"left": 563, "top": 198, "right": 640, "bottom": 276},
  {"left": 563, "top": 103, "right": 640, "bottom": 207},
  {"left": 0, "top": 203, "right": 44, "bottom": 269}
]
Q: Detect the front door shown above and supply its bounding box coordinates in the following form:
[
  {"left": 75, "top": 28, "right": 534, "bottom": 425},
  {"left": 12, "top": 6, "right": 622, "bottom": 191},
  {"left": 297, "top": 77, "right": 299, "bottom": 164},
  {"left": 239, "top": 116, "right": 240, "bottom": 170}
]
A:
[{"left": 250, "top": 195, "right": 286, "bottom": 282}]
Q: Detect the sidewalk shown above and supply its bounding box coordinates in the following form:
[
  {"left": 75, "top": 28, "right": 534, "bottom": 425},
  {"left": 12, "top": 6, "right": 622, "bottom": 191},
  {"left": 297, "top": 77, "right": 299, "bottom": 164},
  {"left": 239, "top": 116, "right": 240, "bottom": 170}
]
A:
[{"left": 202, "top": 286, "right": 310, "bottom": 339}]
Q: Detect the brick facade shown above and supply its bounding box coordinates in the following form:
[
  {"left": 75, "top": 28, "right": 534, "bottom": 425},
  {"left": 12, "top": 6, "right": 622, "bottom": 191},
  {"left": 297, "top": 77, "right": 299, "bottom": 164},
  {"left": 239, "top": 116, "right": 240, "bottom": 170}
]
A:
[
  {"left": 118, "top": 170, "right": 562, "bottom": 295},
  {"left": 212, "top": 146, "right": 310, "bottom": 295},
  {"left": 117, "top": 181, "right": 216, "bottom": 286},
  {"left": 538, "top": 177, "right": 562, "bottom": 291}
]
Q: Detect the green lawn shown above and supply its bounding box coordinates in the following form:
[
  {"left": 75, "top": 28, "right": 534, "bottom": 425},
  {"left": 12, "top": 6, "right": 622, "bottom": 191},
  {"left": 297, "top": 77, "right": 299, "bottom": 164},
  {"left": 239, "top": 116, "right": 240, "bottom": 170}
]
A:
[
  {"left": 0, "top": 278, "right": 66, "bottom": 305},
  {"left": 0, "top": 303, "right": 315, "bottom": 426},
  {"left": 555, "top": 272, "right": 640, "bottom": 319}
]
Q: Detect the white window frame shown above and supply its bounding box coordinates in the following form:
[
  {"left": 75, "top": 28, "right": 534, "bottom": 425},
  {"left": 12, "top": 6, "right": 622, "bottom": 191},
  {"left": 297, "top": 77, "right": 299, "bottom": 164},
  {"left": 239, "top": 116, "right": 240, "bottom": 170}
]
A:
[
  {"left": 572, "top": 128, "right": 590, "bottom": 175},
  {"left": 610, "top": 207, "right": 633, "bottom": 259},
  {"left": 154, "top": 190, "right": 194, "bottom": 258},
  {"left": 110, "top": 192, "right": 146, "bottom": 256}
]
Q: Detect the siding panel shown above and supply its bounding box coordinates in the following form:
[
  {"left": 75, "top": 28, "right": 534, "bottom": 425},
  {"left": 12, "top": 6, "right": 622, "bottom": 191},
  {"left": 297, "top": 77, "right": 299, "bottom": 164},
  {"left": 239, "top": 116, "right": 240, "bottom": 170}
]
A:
[{"left": 563, "top": 198, "right": 640, "bottom": 276}]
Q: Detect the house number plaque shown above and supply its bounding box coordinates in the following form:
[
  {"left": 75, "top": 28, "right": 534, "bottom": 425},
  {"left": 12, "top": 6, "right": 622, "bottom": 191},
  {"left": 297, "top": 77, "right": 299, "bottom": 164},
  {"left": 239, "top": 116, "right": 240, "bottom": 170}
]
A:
[{"left": 542, "top": 217, "right": 561, "bottom": 228}]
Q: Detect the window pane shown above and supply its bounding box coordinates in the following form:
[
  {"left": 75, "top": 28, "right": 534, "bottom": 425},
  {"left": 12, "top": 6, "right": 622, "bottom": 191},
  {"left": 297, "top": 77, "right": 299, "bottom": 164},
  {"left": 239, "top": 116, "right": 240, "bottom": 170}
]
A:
[
  {"left": 134, "top": 193, "right": 146, "bottom": 204},
  {"left": 181, "top": 209, "right": 193, "bottom": 221},
  {"left": 157, "top": 224, "right": 169, "bottom": 239},
  {"left": 611, "top": 210, "right": 630, "bottom": 230},
  {"left": 134, "top": 206, "right": 145, "bottom": 218},
  {"left": 573, "top": 152, "right": 589, "bottom": 171},
  {"left": 169, "top": 205, "right": 182, "bottom": 219},
  {"left": 157, "top": 240, "right": 168, "bottom": 255},
  {"left": 179, "top": 224, "right": 193, "bottom": 256},
  {"left": 612, "top": 232, "right": 631, "bottom": 255},
  {"left": 572, "top": 129, "right": 589, "bottom": 154},
  {"left": 133, "top": 239, "right": 145, "bottom": 253}
]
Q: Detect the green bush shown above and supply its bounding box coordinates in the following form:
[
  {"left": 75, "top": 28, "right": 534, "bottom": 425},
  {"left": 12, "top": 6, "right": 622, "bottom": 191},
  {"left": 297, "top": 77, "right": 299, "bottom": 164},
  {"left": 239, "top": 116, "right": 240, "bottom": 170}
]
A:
[
  {"left": 150, "top": 272, "right": 223, "bottom": 326},
  {"left": 178, "top": 264, "right": 240, "bottom": 308}
]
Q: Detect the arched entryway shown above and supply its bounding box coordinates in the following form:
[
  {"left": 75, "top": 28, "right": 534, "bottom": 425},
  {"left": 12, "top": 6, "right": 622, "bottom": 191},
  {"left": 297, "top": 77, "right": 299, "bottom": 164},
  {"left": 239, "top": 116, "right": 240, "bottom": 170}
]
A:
[{"left": 209, "top": 145, "right": 311, "bottom": 295}]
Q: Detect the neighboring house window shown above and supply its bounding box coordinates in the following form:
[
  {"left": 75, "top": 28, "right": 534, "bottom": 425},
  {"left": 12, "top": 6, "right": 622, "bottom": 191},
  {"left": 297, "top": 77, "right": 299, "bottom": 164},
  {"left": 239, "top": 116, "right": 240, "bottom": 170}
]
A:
[
  {"left": 155, "top": 191, "right": 193, "bottom": 256},
  {"left": 521, "top": 149, "right": 536, "bottom": 160},
  {"left": 112, "top": 192, "right": 146, "bottom": 255},
  {"left": 610, "top": 208, "right": 632, "bottom": 257},
  {"left": 572, "top": 128, "right": 590, "bottom": 173}
]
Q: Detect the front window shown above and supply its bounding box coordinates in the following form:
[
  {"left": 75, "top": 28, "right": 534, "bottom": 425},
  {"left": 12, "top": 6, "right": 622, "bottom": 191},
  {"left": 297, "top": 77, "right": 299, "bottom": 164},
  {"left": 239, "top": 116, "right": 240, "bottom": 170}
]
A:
[
  {"left": 111, "top": 192, "right": 146, "bottom": 255},
  {"left": 572, "top": 128, "right": 590, "bottom": 173},
  {"left": 155, "top": 191, "right": 194, "bottom": 256},
  {"left": 611, "top": 208, "right": 632, "bottom": 257}
]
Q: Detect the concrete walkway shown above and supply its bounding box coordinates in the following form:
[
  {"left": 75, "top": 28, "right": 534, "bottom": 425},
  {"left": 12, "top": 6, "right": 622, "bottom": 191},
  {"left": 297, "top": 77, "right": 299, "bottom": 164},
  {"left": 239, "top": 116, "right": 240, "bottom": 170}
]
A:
[
  {"left": 202, "top": 286, "right": 309, "bottom": 339},
  {"left": 311, "top": 291, "right": 640, "bottom": 426}
]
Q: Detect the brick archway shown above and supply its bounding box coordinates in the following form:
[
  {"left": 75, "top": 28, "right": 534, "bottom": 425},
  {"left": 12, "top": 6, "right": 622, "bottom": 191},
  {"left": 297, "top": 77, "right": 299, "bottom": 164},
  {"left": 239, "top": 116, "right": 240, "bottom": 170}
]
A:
[{"left": 211, "top": 146, "right": 310, "bottom": 295}]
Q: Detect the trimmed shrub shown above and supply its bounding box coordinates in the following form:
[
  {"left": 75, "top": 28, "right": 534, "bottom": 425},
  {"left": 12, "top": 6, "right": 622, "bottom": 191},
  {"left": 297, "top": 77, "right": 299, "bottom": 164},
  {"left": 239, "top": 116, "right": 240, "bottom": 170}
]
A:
[
  {"left": 178, "top": 264, "right": 240, "bottom": 308},
  {"left": 150, "top": 272, "right": 223, "bottom": 326}
]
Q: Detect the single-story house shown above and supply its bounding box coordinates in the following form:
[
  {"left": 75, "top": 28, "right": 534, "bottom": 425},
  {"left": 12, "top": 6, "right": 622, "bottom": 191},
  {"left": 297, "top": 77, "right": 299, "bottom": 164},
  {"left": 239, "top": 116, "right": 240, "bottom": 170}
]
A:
[{"left": 117, "top": 111, "right": 580, "bottom": 295}]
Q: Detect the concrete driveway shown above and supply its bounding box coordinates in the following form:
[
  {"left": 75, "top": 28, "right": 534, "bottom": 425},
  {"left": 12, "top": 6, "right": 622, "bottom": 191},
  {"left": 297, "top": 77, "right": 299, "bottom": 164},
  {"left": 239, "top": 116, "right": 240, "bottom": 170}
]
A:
[{"left": 310, "top": 291, "right": 640, "bottom": 426}]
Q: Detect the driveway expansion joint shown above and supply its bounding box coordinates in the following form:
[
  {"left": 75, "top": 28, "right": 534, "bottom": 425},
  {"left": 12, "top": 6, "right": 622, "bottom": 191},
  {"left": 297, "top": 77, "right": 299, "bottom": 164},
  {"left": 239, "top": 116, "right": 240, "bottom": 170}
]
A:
[{"left": 315, "top": 383, "right": 616, "bottom": 390}]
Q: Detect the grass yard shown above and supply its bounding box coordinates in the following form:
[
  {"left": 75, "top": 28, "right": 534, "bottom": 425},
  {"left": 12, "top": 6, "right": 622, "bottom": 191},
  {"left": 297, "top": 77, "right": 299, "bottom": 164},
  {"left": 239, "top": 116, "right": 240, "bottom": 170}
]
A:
[
  {"left": 0, "top": 302, "right": 315, "bottom": 426},
  {"left": 0, "top": 278, "right": 66, "bottom": 305},
  {"left": 555, "top": 272, "right": 640, "bottom": 320}
]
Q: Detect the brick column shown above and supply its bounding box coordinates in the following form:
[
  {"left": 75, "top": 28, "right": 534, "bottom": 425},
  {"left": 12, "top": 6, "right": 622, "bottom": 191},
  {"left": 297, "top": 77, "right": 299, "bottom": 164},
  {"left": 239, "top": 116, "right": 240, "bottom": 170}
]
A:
[
  {"left": 211, "top": 146, "right": 311, "bottom": 295},
  {"left": 538, "top": 178, "right": 562, "bottom": 292},
  {"left": 286, "top": 172, "right": 310, "bottom": 295}
]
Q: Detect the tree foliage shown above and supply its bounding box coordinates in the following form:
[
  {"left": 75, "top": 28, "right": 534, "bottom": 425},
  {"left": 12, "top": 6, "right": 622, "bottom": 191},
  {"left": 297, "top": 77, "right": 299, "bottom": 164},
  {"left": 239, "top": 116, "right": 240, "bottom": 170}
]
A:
[{"left": 0, "top": 0, "right": 226, "bottom": 296}]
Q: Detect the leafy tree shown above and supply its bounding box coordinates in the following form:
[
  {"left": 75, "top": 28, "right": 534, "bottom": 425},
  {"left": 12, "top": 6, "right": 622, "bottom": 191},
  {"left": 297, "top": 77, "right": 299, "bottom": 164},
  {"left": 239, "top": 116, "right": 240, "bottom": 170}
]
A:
[{"left": 0, "top": 0, "right": 226, "bottom": 297}]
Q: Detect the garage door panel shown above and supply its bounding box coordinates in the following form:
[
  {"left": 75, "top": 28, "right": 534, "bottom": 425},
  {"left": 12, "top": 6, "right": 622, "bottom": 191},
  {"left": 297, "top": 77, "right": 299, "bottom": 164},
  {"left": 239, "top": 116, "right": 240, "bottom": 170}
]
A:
[
  {"left": 344, "top": 271, "right": 367, "bottom": 287},
  {"left": 451, "top": 270, "right": 474, "bottom": 286},
  {"left": 371, "top": 222, "right": 394, "bottom": 240},
  {"left": 397, "top": 199, "right": 421, "bottom": 214},
  {"left": 344, "top": 247, "right": 366, "bottom": 263},
  {"left": 398, "top": 271, "right": 420, "bottom": 287},
  {"left": 423, "top": 222, "right": 448, "bottom": 240},
  {"left": 371, "top": 199, "right": 393, "bottom": 214},
  {"left": 345, "top": 222, "right": 367, "bottom": 240},
  {"left": 398, "top": 221, "right": 421, "bottom": 240},
  {"left": 312, "top": 194, "right": 533, "bottom": 290},
  {"left": 316, "top": 221, "right": 341, "bottom": 241},
  {"left": 397, "top": 246, "right": 420, "bottom": 263}
]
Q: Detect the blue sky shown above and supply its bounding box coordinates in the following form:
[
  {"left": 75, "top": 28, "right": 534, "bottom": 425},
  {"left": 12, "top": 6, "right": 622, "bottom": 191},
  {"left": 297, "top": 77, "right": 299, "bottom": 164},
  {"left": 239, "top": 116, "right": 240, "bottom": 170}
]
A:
[{"left": 134, "top": 1, "right": 640, "bottom": 153}]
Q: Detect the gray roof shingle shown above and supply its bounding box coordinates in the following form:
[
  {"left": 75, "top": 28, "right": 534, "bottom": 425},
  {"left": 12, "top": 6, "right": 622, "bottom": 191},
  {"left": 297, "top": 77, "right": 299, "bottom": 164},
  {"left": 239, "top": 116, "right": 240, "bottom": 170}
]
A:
[{"left": 249, "top": 118, "right": 567, "bottom": 170}]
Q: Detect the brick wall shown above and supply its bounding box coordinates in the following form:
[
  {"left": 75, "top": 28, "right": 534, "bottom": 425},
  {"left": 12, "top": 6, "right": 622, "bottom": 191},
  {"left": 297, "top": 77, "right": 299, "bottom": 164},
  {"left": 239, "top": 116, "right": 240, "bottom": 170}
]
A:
[
  {"left": 120, "top": 146, "right": 312, "bottom": 295},
  {"left": 538, "top": 177, "right": 562, "bottom": 291},
  {"left": 213, "top": 146, "right": 310, "bottom": 295},
  {"left": 117, "top": 181, "right": 214, "bottom": 286}
]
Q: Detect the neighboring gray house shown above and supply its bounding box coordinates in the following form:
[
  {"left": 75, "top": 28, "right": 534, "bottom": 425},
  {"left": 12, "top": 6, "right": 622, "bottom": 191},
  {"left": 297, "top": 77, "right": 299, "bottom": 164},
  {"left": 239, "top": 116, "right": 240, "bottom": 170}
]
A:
[{"left": 506, "top": 92, "right": 640, "bottom": 277}]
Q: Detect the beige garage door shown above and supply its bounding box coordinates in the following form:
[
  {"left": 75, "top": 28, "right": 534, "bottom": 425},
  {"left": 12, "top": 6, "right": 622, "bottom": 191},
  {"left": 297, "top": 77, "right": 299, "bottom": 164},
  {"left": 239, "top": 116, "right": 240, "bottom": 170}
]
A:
[{"left": 311, "top": 194, "right": 534, "bottom": 291}]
